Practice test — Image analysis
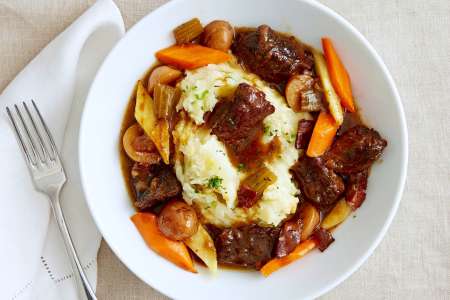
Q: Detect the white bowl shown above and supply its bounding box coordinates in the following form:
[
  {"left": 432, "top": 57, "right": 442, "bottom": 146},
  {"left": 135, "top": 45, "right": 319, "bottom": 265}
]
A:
[{"left": 79, "top": 0, "right": 408, "bottom": 299}]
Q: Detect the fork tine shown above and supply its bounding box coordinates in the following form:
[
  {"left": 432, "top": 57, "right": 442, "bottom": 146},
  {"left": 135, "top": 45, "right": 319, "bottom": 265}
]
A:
[
  {"left": 31, "top": 100, "right": 57, "bottom": 160},
  {"left": 6, "top": 106, "right": 35, "bottom": 165},
  {"left": 14, "top": 104, "right": 40, "bottom": 164},
  {"left": 23, "top": 102, "right": 52, "bottom": 162}
]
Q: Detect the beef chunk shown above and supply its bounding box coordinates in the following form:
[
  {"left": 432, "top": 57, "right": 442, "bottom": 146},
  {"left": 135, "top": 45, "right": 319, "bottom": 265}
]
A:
[
  {"left": 214, "top": 224, "right": 280, "bottom": 269},
  {"left": 324, "top": 125, "right": 387, "bottom": 174},
  {"left": 131, "top": 163, "right": 181, "bottom": 210},
  {"left": 312, "top": 227, "right": 335, "bottom": 252},
  {"left": 209, "top": 83, "right": 275, "bottom": 155},
  {"left": 233, "top": 25, "right": 314, "bottom": 83},
  {"left": 275, "top": 216, "right": 303, "bottom": 258},
  {"left": 236, "top": 185, "right": 258, "bottom": 208},
  {"left": 345, "top": 169, "right": 369, "bottom": 210},
  {"left": 295, "top": 119, "right": 315, "bottom": 150},
  {"left": 291, "top": 156, "right": 345, "bottom": 207}
]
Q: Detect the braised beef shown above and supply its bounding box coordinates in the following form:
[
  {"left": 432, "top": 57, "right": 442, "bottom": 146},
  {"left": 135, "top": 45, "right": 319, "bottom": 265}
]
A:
[
  {"left": 291, "top": 156, "right": 345, "bottom": 207},
  {"left": 275, "top": 216, "right": 303, "bottom": 258},
  {"left": 346, "top": 169, "right": 369, "bottom": 210},
  {"left": 214, "top": 224, "right": 280, "bottom": 269},
  {"left": 131, "top": 162, "right": 182, "bottom": 210},
  {"left": 209, "top": 83, "right": 275, "bottom": 155},
  {"left": 233, "top": 25, "right": 314, "bottom": 83},
  {"left": 295, "top": 119, "right": 315, "bottom": 150},
  {"left": 237, "top": 185, "right": 258, "bottom": 208},
  {"left": 312, "top": 227, "right": 335, "bottom": 252},
  {"left": 324, "top": 125, "right": 387, "bottom": 174}
]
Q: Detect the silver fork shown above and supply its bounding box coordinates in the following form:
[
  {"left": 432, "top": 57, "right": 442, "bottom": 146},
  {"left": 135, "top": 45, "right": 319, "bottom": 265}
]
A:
[{"left": 6, "top": 100, "right": 97, "bottom": 300}]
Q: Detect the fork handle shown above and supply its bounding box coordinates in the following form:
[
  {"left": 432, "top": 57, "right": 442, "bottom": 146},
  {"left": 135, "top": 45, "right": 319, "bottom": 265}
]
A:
[{"left": 49, "top": 193, "right": 97, "bottom": 300}]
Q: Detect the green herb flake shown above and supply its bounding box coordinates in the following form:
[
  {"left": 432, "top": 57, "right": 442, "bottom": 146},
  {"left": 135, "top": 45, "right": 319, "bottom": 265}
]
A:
[
  {"left": 207, "top": 176, "right": 223, "bottom": 189},
  {"left": 195, "top": 89, "right": 209, "bottom": 101}
]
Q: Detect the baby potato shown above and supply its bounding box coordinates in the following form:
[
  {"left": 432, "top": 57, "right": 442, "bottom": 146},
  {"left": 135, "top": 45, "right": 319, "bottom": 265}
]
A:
[
  {"left": 122, "top": 123, "right": 160, "bottom": 164},
  {"left": 321, "top": 198, "right": 352, "bottom": 230},
  {"left": 202, "top": 20, "right": 234, "bottom": 52},
  {"left": 147, "top": 66, "right": 182, "bottom": 94},
  {"left": 299, "top": 202, "right": 320, "bottom": 241},
  {"left": 286, "top": 75, "right": 313, "bottom": 112},
  {"left": 158, "top": 200, "right": 199, "bottom": 241}
]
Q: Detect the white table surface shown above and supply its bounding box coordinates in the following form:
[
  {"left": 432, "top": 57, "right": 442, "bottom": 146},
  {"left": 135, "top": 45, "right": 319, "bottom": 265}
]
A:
[{"left": 0, "top": 0, "right": 448, "bottom": 299}]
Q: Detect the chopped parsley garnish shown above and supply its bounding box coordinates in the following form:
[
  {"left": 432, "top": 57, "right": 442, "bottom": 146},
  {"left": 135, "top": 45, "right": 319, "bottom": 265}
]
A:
[
  {"left": 205, "top": 201, "right": 218, "bottom": 210},
  {"left": 284, "top": 131, "right": 296, "bottom": 144},
  {"left": 237, "top": 163, "right": 246, "bottom": 172},
  {"left": 195, "top": 90, "right": 209, "bottom": 100},
  {"left": 207, "top": 176, "right": 223, "bottom": 189}
]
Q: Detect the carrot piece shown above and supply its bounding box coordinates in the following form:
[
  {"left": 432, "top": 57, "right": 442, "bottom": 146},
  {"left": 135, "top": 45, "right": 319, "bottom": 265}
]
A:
[
  {"left": 260, "top": 239, "right": 316, "bottom": 277},
  {"left": 131, "top": 212, "right": 197, "bottom": 273},
  {"left": 306, "top": 112, "right": 339, "bottom": 157},
  {"left": 322, "top": 38, "right": 356, "bottom": 112},
  {"left": 155, "top": 44, "right": 231, "bottom": 70}
]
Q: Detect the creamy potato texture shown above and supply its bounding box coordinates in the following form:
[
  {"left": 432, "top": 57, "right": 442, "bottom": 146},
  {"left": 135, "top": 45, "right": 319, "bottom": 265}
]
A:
[{"left": 173, "top": 61, "right": 311, "bottom": 227}]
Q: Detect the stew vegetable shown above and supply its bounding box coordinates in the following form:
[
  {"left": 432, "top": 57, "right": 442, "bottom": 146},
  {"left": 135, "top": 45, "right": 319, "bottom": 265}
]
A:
[{"left": 119, "top": 18, "right": 387, "bottom": 276}]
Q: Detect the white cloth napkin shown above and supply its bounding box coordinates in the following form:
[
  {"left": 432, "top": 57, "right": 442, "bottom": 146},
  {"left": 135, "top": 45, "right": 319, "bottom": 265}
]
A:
[{"left": 0, "top": 0, "right": 124, "bottom": 299}]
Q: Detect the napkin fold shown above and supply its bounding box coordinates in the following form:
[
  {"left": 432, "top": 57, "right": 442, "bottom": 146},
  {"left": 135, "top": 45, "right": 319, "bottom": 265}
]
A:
[{"left": 0, "top": 1, "right": 125, "bottom": 299}]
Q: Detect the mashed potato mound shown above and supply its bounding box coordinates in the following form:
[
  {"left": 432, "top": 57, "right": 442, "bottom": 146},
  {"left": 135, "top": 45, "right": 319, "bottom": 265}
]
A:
[{"left": 174, "top": 61, "right": 311, "bottom": 227}]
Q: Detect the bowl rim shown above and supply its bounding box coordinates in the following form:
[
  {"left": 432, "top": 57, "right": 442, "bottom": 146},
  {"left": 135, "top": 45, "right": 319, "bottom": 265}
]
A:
[{"left": 79, "top": 0, "right": 408, "bottom": 298}]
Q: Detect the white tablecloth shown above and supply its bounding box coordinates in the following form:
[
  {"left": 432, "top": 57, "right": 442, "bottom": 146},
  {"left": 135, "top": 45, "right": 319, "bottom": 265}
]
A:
[{"left": 0, "top": 0, "right": 448, "bottom": 299}]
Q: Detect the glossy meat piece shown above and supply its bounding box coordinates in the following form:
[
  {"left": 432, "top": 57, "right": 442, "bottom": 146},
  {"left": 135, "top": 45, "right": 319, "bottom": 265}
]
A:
[
  {"left": 233, "top": 25, "right": 313, "bottom": 83},
  {"left": 345, "top": 169, "right": 369, "bottom": 210},
  {"left": 275, "top": 216, "right": 303, "bottom": 258},
  {"left": 236, "top": 185, "right": 258, "bottom": 208},
  {"left": 291, "top": 156, "right": 345, "bottom": 207},
  {"left": 209, "top": 83, "right": 275, "bottom": 155},
  {"left": 325, "top": 125, "right": 387, "bottom": 174},
  {"left": 131, "top": 163, "right": 182, "bottom": 210},
  {"left": 295, "top": 119, "right": 315, "bottom": 150},
  {"left": 312, "top": 227, "right": 335, "bottom": 252},
  {"left": 214, "top": 224, "right": 280, "bottom": 269}
]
